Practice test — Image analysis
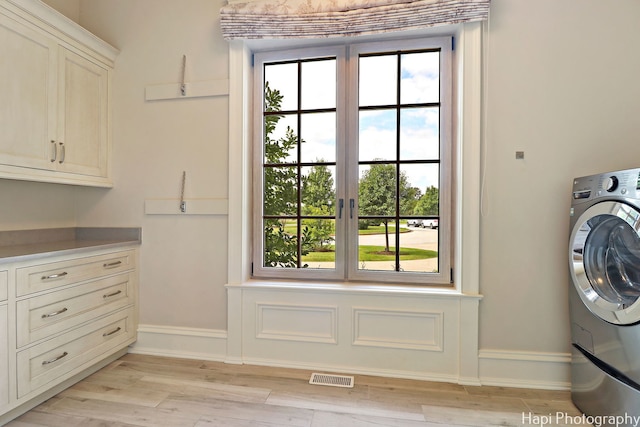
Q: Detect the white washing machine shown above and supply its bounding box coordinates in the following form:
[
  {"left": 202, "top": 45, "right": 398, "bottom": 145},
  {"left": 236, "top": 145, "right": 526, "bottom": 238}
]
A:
[{"left": 569, "top": 168, "right": 640, "bottom": 422}]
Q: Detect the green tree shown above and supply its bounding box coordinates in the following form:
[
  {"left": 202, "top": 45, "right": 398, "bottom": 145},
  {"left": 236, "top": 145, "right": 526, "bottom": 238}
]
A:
[
  {"left": 263, "top": 82, "right": 310, "bottom": 268},
  {"left": 302, "top": 162, "right": 335, "bottom": 250},
  {"left": 402, "top": 186, "right": 422, "bottom": 216},
  {"left": 414, "top": 185, "right": 439, "bottom": 216},
  {"left": 302, "top": 162, "right": 334, "bottom": 209},
  {"left": 302, "top": 206, "right": 334, "bottom": 250},
  {"left": 263, "top": 83, "right": 296, "bottom": 216},
  {"left": 358, "top": 163, "right": 413, "bottom": 253}
]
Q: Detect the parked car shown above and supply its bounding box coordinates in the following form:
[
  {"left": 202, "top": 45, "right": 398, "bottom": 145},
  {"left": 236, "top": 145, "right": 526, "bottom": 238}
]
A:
[
  {"left": 422, "top": 219, "right": 439, "bottom": 229},
  {"left": 407, "top": 219, "right": 438, "bottom": 229}
]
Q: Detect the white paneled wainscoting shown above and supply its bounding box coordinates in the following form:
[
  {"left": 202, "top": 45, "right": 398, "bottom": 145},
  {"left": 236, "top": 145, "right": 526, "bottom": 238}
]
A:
[{"left": 129, "top": 282, "right": 571, "bottom": 390}]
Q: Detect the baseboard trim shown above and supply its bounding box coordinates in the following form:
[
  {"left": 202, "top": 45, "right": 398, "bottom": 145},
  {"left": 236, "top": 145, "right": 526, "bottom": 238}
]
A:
[
  {"left": 129, "top": 324, "right": 227, "bottom": 362},
  {"left": 479, "top": 349, "right": 571, "bottom": 390},
  {"left": 129, "top": 325, "right": 572, "bottom": 390}
]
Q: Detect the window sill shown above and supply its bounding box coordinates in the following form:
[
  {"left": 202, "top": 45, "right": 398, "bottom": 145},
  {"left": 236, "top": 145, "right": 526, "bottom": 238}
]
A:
[{"left": 226, "top": 279, "right": 482, "bottom": 300}]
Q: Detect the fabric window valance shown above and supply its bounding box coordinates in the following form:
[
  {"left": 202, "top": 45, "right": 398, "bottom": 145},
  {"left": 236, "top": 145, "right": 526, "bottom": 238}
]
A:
[{"left": 220, "top": 0, "right": 490, "bottom": 40}]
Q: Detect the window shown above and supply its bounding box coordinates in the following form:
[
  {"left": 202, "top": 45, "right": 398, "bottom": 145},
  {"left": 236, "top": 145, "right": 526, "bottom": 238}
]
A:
[{"left": 253, "top": 37, "right": 452, "bottom": 285}]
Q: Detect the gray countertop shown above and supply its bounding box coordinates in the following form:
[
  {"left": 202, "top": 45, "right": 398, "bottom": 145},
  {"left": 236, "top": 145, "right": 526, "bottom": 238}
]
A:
[{"left": 0, "top": 227, "right": 141, "bottom": 263}]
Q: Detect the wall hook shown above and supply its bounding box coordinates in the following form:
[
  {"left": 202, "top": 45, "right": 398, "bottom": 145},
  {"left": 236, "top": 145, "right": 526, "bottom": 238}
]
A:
[
  {"left": 180, "top": 55, "right": 187, "bottom": 96},
  {"left": 180, "top": 171, "right": 187, "bottom": 213}
]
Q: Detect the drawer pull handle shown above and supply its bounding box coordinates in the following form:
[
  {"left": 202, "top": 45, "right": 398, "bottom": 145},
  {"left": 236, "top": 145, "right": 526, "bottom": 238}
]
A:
[
  {"left": 58, "top": 142, "right": 65, "bottom": 164},
  {"left": 41, "top": 307, "right": 68, "bottom": 318},
  {"left": 103, "top": 261, "right": 122, "bottom": 269},
  {"left": 42, "top": 351, "right": 68, "bottom": 365},
  {"left": 103, "top": 327, "right": 122, "bottom": 337},
  {"left": 50, "top": 140, "right": 57, "bottom": 162},
  {"left": 103, "top": 290, "right": 122, "bottom": 298},
  {"left": 41, "top": 271, "right": 68, "bottom": 280}
]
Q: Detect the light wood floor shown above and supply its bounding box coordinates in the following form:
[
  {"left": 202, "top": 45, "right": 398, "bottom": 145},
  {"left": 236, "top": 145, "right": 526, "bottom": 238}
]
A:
[{"left": 5, "top": 354, "right": 590, "bottom": 427}]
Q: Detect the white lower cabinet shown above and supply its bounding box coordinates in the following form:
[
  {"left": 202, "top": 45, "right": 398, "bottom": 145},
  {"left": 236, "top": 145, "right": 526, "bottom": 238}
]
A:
[
  {"left": 0, "top": 271, "right": 7, "bottom": 411},
  {"left": 16, "top": 272, "right": 135, "bottom": 347},
  {"left": 0, "top": 247, "right": 138, "bottom": 423},
  {"left": 0, "top": 304, "right": 7, "bottom": 411},
  {"left": 17, "top": 307, "right": 135, "bottom": 398}
]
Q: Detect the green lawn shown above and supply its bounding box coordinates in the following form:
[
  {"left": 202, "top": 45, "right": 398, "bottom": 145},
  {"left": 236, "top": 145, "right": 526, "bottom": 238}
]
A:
[{"left": 303, "top": 245, "right": 437, "bottom": 262}]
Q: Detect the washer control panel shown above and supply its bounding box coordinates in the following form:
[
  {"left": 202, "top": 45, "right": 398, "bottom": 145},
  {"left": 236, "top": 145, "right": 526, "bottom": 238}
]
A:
[{"left": 572, "top": 168, "right": 640, "bottom": 201}]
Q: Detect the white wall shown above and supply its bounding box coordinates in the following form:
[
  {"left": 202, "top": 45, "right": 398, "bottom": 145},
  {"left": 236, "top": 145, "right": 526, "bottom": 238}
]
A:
[
  {"left": 75, "top": 0, "right": 230, "bottom": 331},
  {"left": 13, "top": 0, "right": 635, "bottom": 387},
  {"left": 0, "top": 180, "right": 76, "bottom": 230},
  {"left": 480, "top": 0, "right": 640, "bottom": 355},
  {"left": 41, "top": 0, "right": 79, "bottom": 22}
]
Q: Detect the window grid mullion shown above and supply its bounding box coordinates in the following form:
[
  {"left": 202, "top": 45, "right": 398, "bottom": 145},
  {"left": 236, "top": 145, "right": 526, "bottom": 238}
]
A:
[
  {"left": 394, "top": 52, "right": 402, "bottom": 272},
  {"left": 296, "top": 60, "right": 303, "bottom": 268}
]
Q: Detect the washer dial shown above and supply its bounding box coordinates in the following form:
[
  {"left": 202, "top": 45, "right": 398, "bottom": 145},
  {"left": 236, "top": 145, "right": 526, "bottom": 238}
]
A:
[{"left": 603, "top": 176, "right": 619, "bottom": 192}]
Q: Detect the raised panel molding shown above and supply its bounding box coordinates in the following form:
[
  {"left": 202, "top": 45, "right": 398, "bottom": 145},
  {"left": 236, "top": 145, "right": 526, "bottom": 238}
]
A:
[
  {"left": 255, "top": 303, "right": 337, "bottom": 344},
  {"left": 352, "top": 307, "right": 443, "bottom": 351}
]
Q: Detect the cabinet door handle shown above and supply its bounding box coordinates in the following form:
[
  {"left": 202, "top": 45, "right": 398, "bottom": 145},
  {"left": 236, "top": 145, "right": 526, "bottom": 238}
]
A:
[
  {"left": 50, "top": 140, "right": 57, "bottom": 162},
  {"left": 103, "top": 290, "right": 122, "bottom": 299},
  {"left": 103, "top": 261, "right": 122, "bottom": 269},
  {"left": 103, "top": 327, "right": 121, "bottom": 337},
  {"left": 42, "top": 351, "right": 68, "bottom": 365},
  {"left": 41, "top": 271, "right": 68, "bottom": 280},
  {"left": 41, "top": 307, "right": 68, "bottom": 319},
  {"left": 58, "top": 142, "right": 65, "bottom": 164}
]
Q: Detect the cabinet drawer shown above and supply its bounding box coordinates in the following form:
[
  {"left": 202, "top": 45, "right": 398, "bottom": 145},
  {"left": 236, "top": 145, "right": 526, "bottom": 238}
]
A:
[
  {"left": 17, "top": 273, "right": 135, "bottom": 347},
  {"left": 0, "top": 270, "right": 6, "bottom": 302},
  {"left": 17, "top": 307, "right": 135, "bottom": 398},
  {"left": 17, "top": 250, "right": 136, "bottom": 296},
  {"left": 0, "top": 304, "right": 7, "bottom": 409}
]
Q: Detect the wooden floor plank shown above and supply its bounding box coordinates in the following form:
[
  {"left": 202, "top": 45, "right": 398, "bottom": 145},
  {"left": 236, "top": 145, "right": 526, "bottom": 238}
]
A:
[
  {"left": 266, "top": 391, "right": 427, "bottom": 422},
  {"left": 3, "top": 410, "right": 88, "bottom": 427},
  {"left": 159, "top": 395, "right": 313, "bottom": 427},
  {"left": 4, "top": 354, "right": 585, "bottom": 427},
  {"left": 422, "top": 405, "right": 523, "bottom": 427},
  {"left": 44, "top": 397, "right": 202, "bottom": 427},
  {"left": 310, "top": 410, "right": 434, "bottom": 427}
]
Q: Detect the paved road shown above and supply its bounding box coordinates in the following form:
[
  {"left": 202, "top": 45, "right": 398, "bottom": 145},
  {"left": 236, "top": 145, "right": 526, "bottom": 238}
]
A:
[{"left": 359, "top": 225, "right": 438, "bottom": 251}]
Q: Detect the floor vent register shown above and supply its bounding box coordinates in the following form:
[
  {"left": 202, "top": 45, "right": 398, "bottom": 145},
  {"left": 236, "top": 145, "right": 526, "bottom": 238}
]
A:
[{"left": 309, "top": 373, "right": 354, "bottom": 388}]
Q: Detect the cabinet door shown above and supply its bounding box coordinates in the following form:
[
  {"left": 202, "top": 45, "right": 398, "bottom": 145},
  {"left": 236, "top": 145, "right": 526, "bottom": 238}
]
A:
[
  {"left": 0, "top": 270, "right": 6, "bottom": 302},
  {"left": 0, "top": 12, "right": 57, "bottom": 171},
  {"left": 56, "top": 47, "right": 109, "bottom": 178}
]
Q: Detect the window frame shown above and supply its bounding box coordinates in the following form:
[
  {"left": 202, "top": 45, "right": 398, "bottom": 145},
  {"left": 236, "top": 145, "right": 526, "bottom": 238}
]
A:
[
  {"left": 252, "top": 37, "right": 454, "bottom": 286},
  {"left": 253, "top": 45, "right": 347, "bottom": 282},
  {"left": 347, "top": 37, "right": 453, "bottom": 285}
]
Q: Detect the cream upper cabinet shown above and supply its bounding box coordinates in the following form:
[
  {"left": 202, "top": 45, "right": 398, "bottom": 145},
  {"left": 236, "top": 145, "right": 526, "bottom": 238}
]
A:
[
  {"left": 0, "top": 1, "right": 117, "bottom": 187},
  {"left": 56, "top": 47, "right": 109, "bottom": 178},
  {"left": 0, "top": 11, "right": 58, "bottom": 172}
]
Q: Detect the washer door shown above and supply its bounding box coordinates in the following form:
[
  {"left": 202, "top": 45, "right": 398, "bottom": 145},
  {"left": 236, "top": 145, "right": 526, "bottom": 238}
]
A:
[{"left": 570, "top": 200, "right": 640, "bottom": 325}]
